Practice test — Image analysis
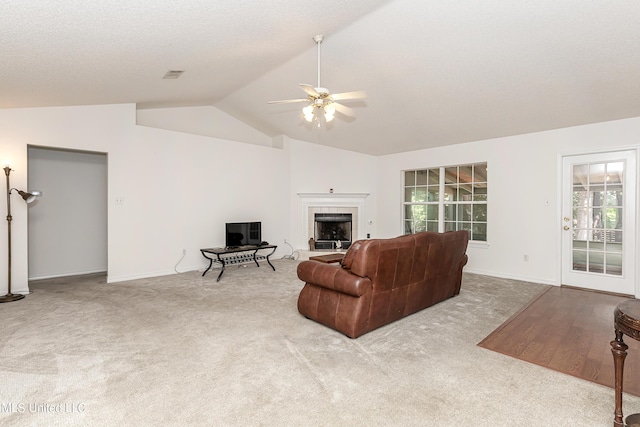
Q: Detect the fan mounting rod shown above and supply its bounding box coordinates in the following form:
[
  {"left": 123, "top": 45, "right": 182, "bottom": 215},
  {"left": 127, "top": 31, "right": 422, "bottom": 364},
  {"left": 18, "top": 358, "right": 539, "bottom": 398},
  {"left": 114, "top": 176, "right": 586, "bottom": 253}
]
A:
[{"left": 313, "top": 35, "right": 324, "bottom": 89}]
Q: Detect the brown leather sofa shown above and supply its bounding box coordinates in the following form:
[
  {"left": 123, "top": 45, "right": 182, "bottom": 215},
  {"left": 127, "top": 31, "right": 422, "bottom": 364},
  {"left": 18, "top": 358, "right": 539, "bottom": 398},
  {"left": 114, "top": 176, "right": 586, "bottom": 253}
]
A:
[{"left": 297, "top": 231, "right": 469, "bottom": 338}]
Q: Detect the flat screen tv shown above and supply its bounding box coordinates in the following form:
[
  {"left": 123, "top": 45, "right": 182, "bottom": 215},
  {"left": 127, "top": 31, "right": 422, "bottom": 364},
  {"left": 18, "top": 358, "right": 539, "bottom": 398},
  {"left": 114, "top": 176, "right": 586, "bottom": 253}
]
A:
[{"left": 225, "top": 222, "right": 262, "bottom": 247}]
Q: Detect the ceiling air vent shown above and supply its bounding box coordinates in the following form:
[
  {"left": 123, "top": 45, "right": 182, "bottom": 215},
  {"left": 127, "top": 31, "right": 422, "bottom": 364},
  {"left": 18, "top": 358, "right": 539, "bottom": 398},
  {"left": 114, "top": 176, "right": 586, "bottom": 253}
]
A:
[{"left": 163, "top": 70, "right": 184, "bottom": 79}]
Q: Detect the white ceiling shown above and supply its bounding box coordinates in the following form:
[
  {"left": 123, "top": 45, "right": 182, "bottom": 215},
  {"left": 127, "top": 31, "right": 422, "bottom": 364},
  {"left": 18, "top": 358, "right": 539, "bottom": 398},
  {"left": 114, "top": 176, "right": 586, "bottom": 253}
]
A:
[{"left": 3, "top": 0, "right": 640, "bottom": 155}]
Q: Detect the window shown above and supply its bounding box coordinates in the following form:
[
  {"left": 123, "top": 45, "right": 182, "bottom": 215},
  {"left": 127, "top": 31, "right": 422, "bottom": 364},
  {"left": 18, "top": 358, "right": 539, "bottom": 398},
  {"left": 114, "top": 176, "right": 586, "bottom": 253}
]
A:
[{"left": 403, "top": 162, "right": 487, "bottom": 242}]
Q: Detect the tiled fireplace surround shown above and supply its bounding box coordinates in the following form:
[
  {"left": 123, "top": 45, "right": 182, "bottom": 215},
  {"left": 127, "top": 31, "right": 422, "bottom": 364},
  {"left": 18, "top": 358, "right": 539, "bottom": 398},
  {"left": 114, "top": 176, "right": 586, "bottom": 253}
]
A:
[{"left": 298, "top": 193, "right": 369, "bottom": 250}]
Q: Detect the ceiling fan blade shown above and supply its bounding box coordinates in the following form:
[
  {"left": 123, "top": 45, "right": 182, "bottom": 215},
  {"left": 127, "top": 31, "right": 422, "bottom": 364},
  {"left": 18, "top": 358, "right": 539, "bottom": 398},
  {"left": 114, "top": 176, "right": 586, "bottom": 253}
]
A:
[
  {"left": 267, "top": 98, "right": 309, "bottom": 104},
  {"left": 299, "top": 84, "right": 320, "bottom": 98},
  {"left": 332, "top": 102, "right": 355, "bottom": 117},
  {"left": 331, "top": 91, "right": 367, "bottom": 101}
]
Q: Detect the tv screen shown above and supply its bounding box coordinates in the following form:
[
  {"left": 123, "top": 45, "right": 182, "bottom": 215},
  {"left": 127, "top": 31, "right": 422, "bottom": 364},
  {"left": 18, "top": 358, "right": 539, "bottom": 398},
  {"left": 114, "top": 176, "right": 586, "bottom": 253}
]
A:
[{"left": 225, "top": 222, "right": 262, "bottom": 247}]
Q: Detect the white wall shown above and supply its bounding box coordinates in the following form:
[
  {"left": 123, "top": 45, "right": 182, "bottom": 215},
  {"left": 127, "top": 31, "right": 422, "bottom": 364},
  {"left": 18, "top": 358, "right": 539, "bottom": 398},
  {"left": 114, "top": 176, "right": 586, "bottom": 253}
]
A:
[
  {"left": 28, "top": 147, "right": 108, "bottom": 279},
  {"left": 377, "top": 117, "right": 640, "bottom": 286},
  {"left": 136, "top": 106, "right": 274, "bottom": 148}
]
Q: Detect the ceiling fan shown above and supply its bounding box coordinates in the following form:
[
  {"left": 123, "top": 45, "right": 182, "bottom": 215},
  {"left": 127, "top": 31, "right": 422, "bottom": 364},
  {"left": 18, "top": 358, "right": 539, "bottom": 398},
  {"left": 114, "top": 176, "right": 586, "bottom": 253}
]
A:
[{"left": 267, "top": 34, "right": 366, "bottom": 124}]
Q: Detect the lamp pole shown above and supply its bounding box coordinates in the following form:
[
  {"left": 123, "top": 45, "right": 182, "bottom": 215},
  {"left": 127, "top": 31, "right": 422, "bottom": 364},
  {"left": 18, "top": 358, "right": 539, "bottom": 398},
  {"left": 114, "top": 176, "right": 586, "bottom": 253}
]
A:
[{"left": 1, "top": 166, "right": 25, "bottom": 302}]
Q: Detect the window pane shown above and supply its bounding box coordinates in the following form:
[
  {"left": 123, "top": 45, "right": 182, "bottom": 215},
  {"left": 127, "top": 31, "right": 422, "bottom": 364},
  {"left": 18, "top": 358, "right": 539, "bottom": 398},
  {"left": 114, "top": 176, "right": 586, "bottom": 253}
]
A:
[
  {"left": 408, "top": 205, "right": 426, "bottom": 221},
  {"left": 426, "top": 221, "right": 438, "bottom": 232},
  {"left": 606, "top": 162, "right": 623, "bottom": 184},
  {"left": 588, "top": 251, "right": 604, "bottom": 273},
  {"left": 473, "top": 205, "right": 487, "bottom": 222},
  {"left": 607, "top": 231, "right": 623, "bottom": 247},
  {"left": 444, "top": 221, "right": 456, "bottom": 232},
  {"left": 405, "top": 171, "right": 415, "bottom": 186},
  {"left": 589, "top": 163, "right": 606, "bottom": 185},
  {"left": 414, "top": 221, "right": 427, "bottom": 233},
  {"left": 416, "top": 170, "right": 428, "bottom": 185},
  {"left": 472, "top": 223, "right": 486, "bottom": 241},
  {"left": 414, "top": 186, "right": 427, "bottom": 202},
  {"left": 473, "top": 183, "right": 487, "bottom": 201},
  {"left": 404, "top": 220, "right": 414, "bottom": 234},
  {"left": 573, "top": 190, "right": 589, "bottom": 207},
  {"left": 592, "top": 191, "right": 604, "bottom": 207},
  {"left": 444, "top": 204, "right": 457, "bottom": 221},
  {"left": 607, "top": 186, "right": 622, "bottom": 206},
  {"left": 458, "top": 204, "right": 472, "bottom": 221},
  {"left": 428, "top": 170, "right": 439, "bottom": 185},
  {"left": 473, "top": 164, "right": 487, "bottom": 183},
  {"left": 459, "top": 185, "right": 472, "bottom": 201},
  {"left": 444, "top": 167, "right": 457, "bottom": 184},
  {"left": 404, "top": 205, "right": 414, "bottom": 220},
  {"left": 405, "top": 187, "right": 415, "bottom": 202},
  {"left": 572, "top": 250, "right": 587, "bottom": 271},
  {"left": 573, "top": 164, "right": 589, "bottom": 186},
  {"left": 427, "top": 187, "right": 439, "bottom": 201},
  {"left": 459, "top": 166, "right": 473, "bottom": 183},
  {"left": 444, "top": 184, "right": 457, "bottom": 201},
  {"left": 426, "top": 204, "right": 438, "bottom": 221},
  {"left": 606, "top": 253, "right": 622, "bottom": 276},
  {"left": 605, "top": 207, "right": 621, "bottom": 229}
]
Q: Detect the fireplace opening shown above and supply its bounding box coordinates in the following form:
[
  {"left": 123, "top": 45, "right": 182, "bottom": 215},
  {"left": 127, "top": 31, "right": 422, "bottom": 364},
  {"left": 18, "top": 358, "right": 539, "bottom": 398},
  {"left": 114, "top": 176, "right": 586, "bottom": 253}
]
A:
[{"left": 314, "top": 213, "right": 352, "bottom": 250}]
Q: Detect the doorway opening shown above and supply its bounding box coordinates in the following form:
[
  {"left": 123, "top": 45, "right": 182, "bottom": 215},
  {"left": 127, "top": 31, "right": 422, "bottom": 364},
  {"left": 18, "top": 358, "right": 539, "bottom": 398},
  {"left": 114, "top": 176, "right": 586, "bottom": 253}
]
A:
[{"left": 27, "top": 146, "right": 108, "bottom": 280}]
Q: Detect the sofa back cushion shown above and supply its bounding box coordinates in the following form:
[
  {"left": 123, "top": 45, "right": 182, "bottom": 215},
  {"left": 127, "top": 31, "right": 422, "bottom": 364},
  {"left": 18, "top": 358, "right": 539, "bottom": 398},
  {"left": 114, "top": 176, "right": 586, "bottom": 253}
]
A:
[{"left": 346, "top": 231, "right": 469, "bottom": 294}]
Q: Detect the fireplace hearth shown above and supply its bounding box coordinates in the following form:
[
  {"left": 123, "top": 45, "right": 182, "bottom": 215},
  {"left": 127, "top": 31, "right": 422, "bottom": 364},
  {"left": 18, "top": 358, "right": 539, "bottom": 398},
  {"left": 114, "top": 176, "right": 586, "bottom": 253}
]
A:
[{"left": 314, "top": 213, "right": 352, "bottom": 250}]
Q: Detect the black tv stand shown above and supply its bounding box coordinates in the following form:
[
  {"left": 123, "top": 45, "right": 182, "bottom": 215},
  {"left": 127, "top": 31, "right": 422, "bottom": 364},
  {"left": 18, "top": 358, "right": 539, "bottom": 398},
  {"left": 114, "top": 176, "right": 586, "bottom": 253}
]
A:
[{"left": 200, "top": 245, "right": 277, "bottom": 282}]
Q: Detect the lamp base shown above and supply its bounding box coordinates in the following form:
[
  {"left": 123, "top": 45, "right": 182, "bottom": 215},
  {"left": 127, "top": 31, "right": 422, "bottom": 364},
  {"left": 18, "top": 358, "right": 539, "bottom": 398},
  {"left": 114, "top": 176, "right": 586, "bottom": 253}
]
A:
[{"left": 0, "top": 293, "right": 25, "bottom": 303}]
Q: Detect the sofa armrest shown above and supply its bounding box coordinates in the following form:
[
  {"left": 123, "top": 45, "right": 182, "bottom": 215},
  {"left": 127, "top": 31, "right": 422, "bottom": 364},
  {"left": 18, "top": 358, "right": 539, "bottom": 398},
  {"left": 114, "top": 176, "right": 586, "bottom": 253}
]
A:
[{"left": 297, "top": 261, "right": 372, "bottom": 298}]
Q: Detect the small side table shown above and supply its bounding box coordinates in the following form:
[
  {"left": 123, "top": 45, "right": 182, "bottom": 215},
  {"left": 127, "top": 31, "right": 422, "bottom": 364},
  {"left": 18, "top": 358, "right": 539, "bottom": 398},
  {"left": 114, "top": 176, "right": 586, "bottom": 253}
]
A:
[
  {"left": 611, "top": 299, "right": 640, "bottom": 426},
  {"left": 308, "top": 253, "right": 344, "bottom": 264}
]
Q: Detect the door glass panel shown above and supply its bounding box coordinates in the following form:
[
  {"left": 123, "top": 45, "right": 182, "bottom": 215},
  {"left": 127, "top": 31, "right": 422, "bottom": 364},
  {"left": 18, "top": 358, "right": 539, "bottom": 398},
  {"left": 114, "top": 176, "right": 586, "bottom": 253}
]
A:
[
  {"left": 572, "top": 249, "right": 587, "bottom": 271},
  {"left": 572, "top": 161, "right": 624, "bottom": 277}
]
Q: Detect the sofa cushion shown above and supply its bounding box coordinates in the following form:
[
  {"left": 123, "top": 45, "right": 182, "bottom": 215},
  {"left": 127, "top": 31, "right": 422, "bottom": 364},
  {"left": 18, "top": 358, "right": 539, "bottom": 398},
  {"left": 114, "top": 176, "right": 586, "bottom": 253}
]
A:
[{"left": 340, "top": 240, "right": 362, "bottom": 270}]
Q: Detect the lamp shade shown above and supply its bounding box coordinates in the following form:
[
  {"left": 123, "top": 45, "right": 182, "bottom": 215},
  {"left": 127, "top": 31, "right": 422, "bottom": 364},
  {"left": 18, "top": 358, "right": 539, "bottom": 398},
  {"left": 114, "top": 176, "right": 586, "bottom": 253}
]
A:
[{"left": 17, "top": 190, "right": 41, "bottom": 204}]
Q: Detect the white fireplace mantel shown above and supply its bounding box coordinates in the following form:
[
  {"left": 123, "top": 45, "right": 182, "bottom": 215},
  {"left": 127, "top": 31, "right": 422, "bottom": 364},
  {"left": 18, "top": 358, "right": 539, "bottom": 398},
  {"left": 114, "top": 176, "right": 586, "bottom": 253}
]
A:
[
  {"left": 298, "top": 193, "right": 369, "bottom": 244},
  {"left": 297, "top": 192, "right": 369, "bottom": 200}
]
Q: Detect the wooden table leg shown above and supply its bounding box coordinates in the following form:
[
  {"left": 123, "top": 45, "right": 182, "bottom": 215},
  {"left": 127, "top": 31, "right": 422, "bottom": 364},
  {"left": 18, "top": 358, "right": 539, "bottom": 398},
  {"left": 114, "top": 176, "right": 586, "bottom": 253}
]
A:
[{"left": 611, "top": 329, "right": 629, "bottom": 427}]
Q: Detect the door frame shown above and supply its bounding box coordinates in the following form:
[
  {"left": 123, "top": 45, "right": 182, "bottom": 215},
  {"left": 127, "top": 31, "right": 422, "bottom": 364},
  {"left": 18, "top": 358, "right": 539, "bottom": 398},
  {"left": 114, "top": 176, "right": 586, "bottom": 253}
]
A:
[{"left": 557, "top": 147, "right": 639, "bottom": 297}]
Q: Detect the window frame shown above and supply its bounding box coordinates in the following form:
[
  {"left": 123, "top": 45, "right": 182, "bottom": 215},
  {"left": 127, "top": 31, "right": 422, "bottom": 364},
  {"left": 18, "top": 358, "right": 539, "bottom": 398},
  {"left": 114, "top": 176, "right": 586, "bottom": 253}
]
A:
[{"left": 403, "top": 162, "right": 487, "bottom": 242}]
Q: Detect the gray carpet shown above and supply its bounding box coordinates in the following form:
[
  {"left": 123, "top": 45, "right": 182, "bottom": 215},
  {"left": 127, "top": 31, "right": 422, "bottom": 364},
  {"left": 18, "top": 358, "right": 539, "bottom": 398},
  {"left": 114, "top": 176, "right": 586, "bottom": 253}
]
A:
[{"left": 1, "top": 260, "right": 638, "bottom": 426}]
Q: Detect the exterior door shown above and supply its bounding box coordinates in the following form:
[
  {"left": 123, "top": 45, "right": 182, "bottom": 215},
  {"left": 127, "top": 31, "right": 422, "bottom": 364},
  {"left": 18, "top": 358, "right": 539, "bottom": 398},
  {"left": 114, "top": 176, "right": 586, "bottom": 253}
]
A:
[{"left": 561, "top": 150, "right": 636, "bottom": 295}]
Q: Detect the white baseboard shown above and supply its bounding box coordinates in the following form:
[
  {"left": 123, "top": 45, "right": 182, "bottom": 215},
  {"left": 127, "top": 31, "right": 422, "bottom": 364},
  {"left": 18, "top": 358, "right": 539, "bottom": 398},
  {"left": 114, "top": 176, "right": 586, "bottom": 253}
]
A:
[
  {"left": 29, "top": 269, "right": 107, "bottom": 281},
  {"left": 464, "top": 267, "right": 558, "bottom": 286}
]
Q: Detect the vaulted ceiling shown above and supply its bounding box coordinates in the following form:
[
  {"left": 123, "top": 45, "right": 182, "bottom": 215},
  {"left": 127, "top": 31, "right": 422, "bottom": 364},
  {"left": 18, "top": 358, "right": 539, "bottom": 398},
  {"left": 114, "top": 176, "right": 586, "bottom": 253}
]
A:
[{"left": 3, "top": 1, "right": 640, "bottom": 155}]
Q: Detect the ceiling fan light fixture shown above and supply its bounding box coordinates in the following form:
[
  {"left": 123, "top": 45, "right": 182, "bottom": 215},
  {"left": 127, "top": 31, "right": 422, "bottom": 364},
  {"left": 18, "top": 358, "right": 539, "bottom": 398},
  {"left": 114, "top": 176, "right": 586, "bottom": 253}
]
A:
[
  {"left": 324, "top": 104, "right": 335, "bottom": 122},
  {"left": 268, "top": 34, "right": 366, "bottom": 124},
  {"left": 303, "top": 104, "right": 315, "bottom": 122}
]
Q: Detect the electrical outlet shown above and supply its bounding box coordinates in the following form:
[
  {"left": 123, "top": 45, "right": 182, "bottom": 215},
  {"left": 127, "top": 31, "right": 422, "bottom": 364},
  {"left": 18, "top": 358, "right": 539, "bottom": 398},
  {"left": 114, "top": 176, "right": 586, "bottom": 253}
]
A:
[
  {"left": 523, "top": 254, "right": 529, "bottom": 262},
  {"left": 284, "top": 238, "right": 287, "bottom": 244}
]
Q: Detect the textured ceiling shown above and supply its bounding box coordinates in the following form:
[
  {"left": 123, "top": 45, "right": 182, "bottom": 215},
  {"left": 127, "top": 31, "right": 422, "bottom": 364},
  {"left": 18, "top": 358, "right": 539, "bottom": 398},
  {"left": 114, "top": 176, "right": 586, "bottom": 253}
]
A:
[{"left": 3, "top": 0, "right": 640, "bottom": 155}]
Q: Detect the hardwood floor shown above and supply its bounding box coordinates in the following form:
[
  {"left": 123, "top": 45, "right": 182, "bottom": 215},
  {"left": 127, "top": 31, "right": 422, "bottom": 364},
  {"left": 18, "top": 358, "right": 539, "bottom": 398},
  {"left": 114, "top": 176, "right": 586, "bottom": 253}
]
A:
[{"left": 478, "top": 286, "right": 640, "bottom": 396}]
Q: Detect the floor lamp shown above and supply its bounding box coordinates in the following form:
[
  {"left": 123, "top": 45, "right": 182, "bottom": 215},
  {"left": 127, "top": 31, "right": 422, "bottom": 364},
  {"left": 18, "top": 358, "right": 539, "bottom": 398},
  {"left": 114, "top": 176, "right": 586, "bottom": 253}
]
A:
[{"left": 1, "top": 166, "right": 40, "bottom": 303}]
